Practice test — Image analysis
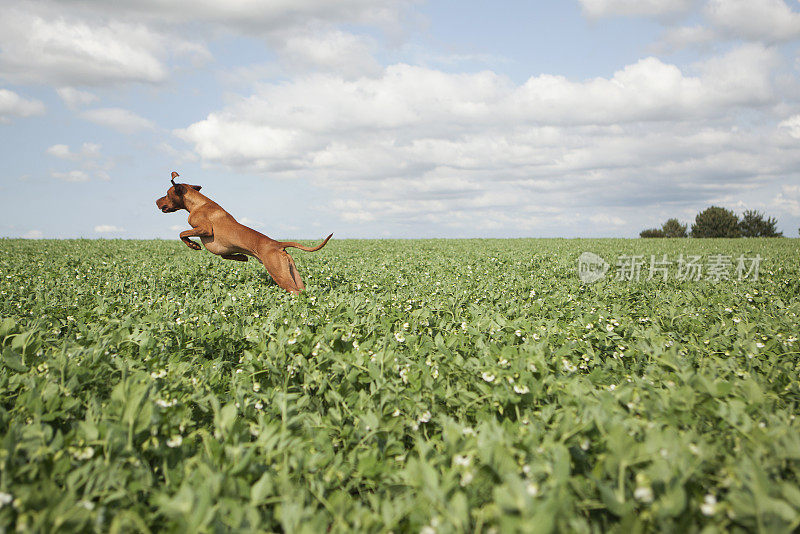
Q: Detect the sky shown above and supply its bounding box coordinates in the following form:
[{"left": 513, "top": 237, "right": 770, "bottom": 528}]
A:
[{"left": 1, "top": 0, "right": 799, "bottom": 239}]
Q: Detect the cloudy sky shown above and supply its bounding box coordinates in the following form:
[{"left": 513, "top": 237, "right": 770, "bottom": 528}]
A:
[{"left": 1, "top": 0, "right": 799, "bottom": 239}]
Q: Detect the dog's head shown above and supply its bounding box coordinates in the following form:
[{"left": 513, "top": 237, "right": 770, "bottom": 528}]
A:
[{"left": 156, "top": 171, "right": 202, "bottom": 213}]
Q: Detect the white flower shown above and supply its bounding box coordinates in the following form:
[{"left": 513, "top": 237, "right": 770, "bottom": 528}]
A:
[
  {"left": 460, "top": 471, "right": 474, "bottom": 486},
  {"left": 526, "top": 483, "right": 539, "bottom": 496},
  {"left": 255, "top": 401, "right": 263, "bottom": 410},
  {"left": 73, "top": 447, "right": 94, "bottom": 460},
  {"left": 462, "top": 427, "right": 476, "bottom": 436},
  {"left": 733, "top": 317, "right": 741, "bottom": 323},
  {"left": 498, "top": 358, "right": 509, "bottom": 367},
  {"left": 431, "top": 366, "right": 439, "bottom": 379},
  {"left": 513, "top": 384, "right": 530, "bottom": 394},
  {"left": 515, "top": 330, "right": 522, "bottom": 337},
  {"left": 418, "top": 411, "right": 432, "bottom": 423},
  {"left": 756, "top": 342, "right": 765, "bottom": 348},
  {"left": 700, "top": 494, "right": 717, "bottom": 516},
  {"left": 0, "top": 492, "right": 12, "bottom": 507},
  {"left": 394, "top": 332, "right": 405, "bottom": 343},
  {"left": 608, "top": 384, "right": 616, "bottom": 391},
  {"left": 253, "top": 383, "right": 260, "bottom": 392},
  {"left": 399, "top": 367, "right": 409, "bottom": 383},
  {"left": 392, "top": 409, "right": 401, "bottom": 417},
  {"left": 562, "top": 359, "right": 577, "bottom": 373},
  {"left": 606, "top": 324, "right": 614, "bottom": 332},
  {"left": 634, "top": 486, "right": 654, "bottom": 503},
  {"left": 453, "top": 455, "right": 471, "bottom": 467},
  {"left": 402, "top": 322, "right": 410, "bottom": 330},
  {"left": 287, "top": 338, "right": 297, "bottom": 345},
  {"left": 150, "top": 369, "right": 167, "bottom": 379},
  {"left": 481, "top": 372, "right": 496, "bottom": 383},
  {"left": 166, "top": 435, "right": 183, "bottom": 448}
]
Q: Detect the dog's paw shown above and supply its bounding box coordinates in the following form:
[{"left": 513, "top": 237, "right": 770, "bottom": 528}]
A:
[{"left": 187, "top": 242, "right": 201, "bottom": 250}]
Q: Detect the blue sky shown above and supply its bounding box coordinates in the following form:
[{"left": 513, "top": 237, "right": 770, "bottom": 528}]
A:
[{"left": 1, "top": 0, "right": 799, "bottom": 239}]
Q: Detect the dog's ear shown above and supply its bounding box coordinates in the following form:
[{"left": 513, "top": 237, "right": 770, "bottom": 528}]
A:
[{"left": 189, "top": 184, "right": 202, "bottom": 191}]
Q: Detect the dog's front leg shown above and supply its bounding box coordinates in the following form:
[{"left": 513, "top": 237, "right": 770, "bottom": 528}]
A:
[{"left": 179, "top": 225, "right": 212, "bottom": 250}]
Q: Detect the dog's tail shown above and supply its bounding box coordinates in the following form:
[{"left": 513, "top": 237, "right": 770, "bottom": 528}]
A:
[{"left": 278, "top": 233, "right": 333, "bottom": 252}]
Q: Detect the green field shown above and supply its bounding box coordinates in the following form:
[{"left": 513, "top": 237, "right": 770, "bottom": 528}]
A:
[{"left": 1, "top": 238, "right": 799, "bottom": 533}]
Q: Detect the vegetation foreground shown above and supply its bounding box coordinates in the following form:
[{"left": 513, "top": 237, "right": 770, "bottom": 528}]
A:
[{"left": 1, "top": 238, "right": 799, "bottom": 533}]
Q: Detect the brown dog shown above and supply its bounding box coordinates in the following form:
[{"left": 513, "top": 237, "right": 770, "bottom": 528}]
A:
[{"left": 156, "top": 171, "right": 331, "bottom": 294}]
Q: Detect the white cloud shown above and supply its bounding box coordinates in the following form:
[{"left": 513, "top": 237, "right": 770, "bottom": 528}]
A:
[
  {"left": 175, "top": 45, "right": 799, "bottom": 235},
  {"left": 579, "top": 0, "right": 695, "bottom": 18},
  {"left": 46, "top": 142, "right": 101, "bottom": 160},
  {"left": 590, "top": 213, "right": 627, "bottom": 226},
  {"left": 0, "top": 0, "right": 410, "bottom": 88},
  {"left": 23, "top": 230, "right": 43, "bottom": 239},
  {"left": 705, "top": 0, "right": 800, "bottom": 43},
  {"left": 278, "top": 30, "right": 381, "bottom": 78},
  {"left": 46, "top": 144, "right": 72, "bottom": 159},
  {"left": 178, "top": 47, "right": 778, "bottom": 171},
  {"left": 52, "top": 170, "right": 90, "bottom": 182},
  {"left": 80, "top": 108, "right": 155, "bottom": 133},
  {"left": 94, "top": 225, "right": 124, "bottom": 233},
  {"left": 0, "top": 5, "right": 209, "bottom": 87},
  {"left": 0, "top": 88, "right": 45, "bottom": 122},
  {"left": 694, "top": 43, "right": 776, "bottom": 103},
  {"left": 0, "top": 9, "right": 166, "bottom": 85},
  {"left": 55, "top": 0, "right": 416, "bottom": 34},
  {"left": 647, "top": 1, "right": 800, "bottom": 52},
  {"left": 46, "top": 142, "right": 110, "bottom": 181},
  {"left": 779, "top": 114, "right": 800, "bottom": 139},
  {"left": 772, "top": 193, "right": 800, "bottom": 216},
  {"left": 57, "top": 87, "right": 98, "bottom": 109},
  {"left": 655, "top": 25, "right": 718, "bottom": 52},
  {"left": 0, "top": 0, "right": 414, "bottom": 96}
]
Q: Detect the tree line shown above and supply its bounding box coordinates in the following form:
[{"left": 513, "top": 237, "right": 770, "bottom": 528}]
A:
[{"left": 640, "top": 207, "right": 784, "bottom": 238}]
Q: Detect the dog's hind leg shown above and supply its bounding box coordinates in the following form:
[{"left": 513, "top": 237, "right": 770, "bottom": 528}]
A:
[{"left": 259, "top": 248, "right": 305, "bottom": 294}]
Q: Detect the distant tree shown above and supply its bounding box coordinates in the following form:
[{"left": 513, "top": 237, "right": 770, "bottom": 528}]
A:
[
  {"left": 739, "top": 210, "right": 783, "bottom": 237},
  {"left": 640, "top": 228, "right": 665, "bottom": 238},
  {"left": 661, "top": 218, "right": 688, "bottom": 238},
  {"left": 691, "top": 206, "right": 741, "bottom": 238}
]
